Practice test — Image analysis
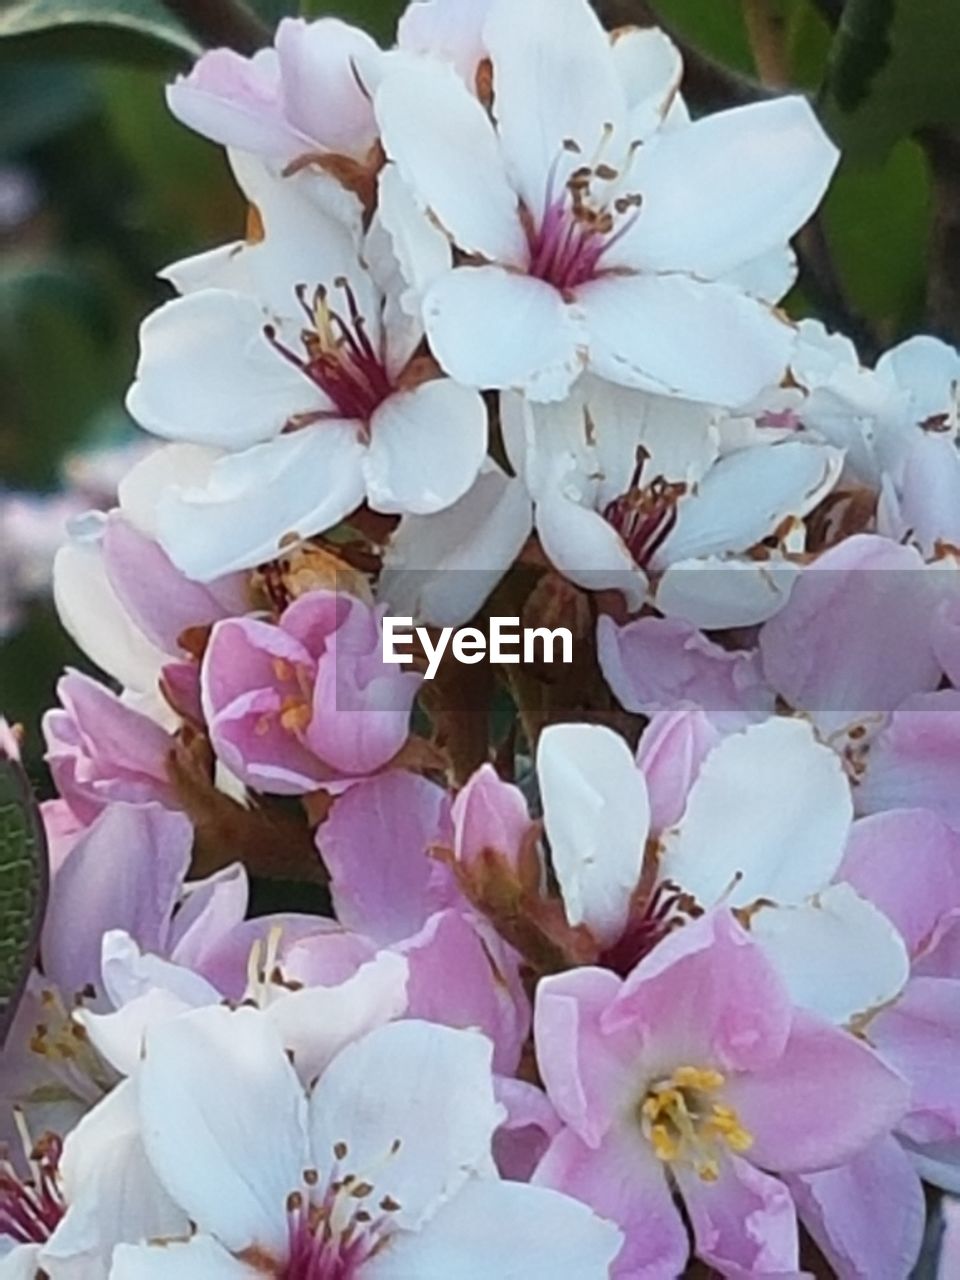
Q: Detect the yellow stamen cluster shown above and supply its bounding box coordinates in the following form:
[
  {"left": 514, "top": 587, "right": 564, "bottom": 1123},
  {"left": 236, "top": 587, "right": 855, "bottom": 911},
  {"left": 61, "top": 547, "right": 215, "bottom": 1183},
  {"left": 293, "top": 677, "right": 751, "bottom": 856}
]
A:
[{"left": 639, "top": 1065, "right": 753, "bottom": 1183}]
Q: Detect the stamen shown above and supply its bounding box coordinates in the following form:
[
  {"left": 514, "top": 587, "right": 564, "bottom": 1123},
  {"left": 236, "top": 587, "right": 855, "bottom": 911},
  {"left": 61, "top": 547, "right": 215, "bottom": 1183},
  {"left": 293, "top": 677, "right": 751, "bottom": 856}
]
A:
[{"left": 638, "top": 1066, "right": 753, "bottom": 1183}]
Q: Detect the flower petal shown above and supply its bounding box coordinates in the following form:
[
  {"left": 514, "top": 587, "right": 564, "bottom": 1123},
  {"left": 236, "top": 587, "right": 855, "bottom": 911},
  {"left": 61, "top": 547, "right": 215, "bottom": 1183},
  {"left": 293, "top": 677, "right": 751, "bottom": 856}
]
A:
[
  {"left": 674, "top": 1156, "right": 799, "bottom": 1278},
  {"left": 748, "top": 884, "right": 910, "bottom": 1025},
  {"left": 274, "top": 17, "right": 380, "bottom": 156},
  {"left": 727, "top": 1009, "right": 909, "bottom": 1173},
  {"left": 578, "top": 272, "right": 794, "bottom": 407},
  {"left": 110, "top": 1237, "right": 253, "bottom": 1279},
  {"left": 597, "top": 613, "right": 773, "bottom": 721},
  {"left": 425, "top": 266, "right": 586, "bottom": 402},
  {"left": 484, "top": 0, "right": 625, "bottom": 212},
  {"left": 364, "top": 379, "right": 487, "bottom": 515},
  {"left": 534, "top": 1125, "right": 689, "bottom": 1279},
  {"left": 155, "top": 426, "right": 366, "bottom": 581},
  {"left": 658, "top": 441, "right": 842, "bottom": 565},
  {"left": 660, "top": 718, "right": 852, "bottom": 908},
  {"left": 610, "top": 96, "right": 838, "bottom": 278},
  {"left": 128, "top": 290, "right": 314, "bottom": 449},
  {"left": 307, "top": 1021, "right": 502, "bottom": 1230},
  {"left": 366, "top": 1177, "right": 623, "bottom": 1280},
  {"left": 376, "top": 60, "right": 524, "bottom": 263},
  {"left": 787, "top": 1137, "right": 925, "bottom": 1280},
  {"left": 537, "top": 491, "right": 648, "bottom": 612},
  {"left": 538, "top": 723, "right": 649, "bottom": 944},
  {"left": 138, "top": 1005, "right": 307, "bottom": 1256},
  {"left": 380, "top": 462, "right": 532, "bottom": 628}
]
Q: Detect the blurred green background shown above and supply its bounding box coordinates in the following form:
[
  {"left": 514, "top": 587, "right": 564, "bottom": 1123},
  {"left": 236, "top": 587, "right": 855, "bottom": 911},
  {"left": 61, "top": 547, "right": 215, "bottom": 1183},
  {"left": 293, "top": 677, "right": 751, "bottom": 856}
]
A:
[{"left": 0, "top": 0, "right": 957, "bottom": 782}]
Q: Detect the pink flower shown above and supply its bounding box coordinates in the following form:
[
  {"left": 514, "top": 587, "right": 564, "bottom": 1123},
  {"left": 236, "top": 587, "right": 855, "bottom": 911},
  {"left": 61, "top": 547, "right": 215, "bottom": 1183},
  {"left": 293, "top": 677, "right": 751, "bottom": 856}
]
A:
[
  {"left": 778, "top": 807, "right": 960, "bottom": 1279},
  {"left": 451, "top": 763, "right": 533, "bottom": 872},
  {"left": 42, "top": 672, "right": 176, "bottom": 824},
  {"left": 167, "top": 19, "right": 382, "bottom": 164},
  {"left": 201, "top": 590, "right": 422, "bottom": 794},
  {"left": 315, "top": 770, "right": 530, "bottom": 1074},
  {"left": 533, "top": 910, "right": 908, "bottom": 1277}
]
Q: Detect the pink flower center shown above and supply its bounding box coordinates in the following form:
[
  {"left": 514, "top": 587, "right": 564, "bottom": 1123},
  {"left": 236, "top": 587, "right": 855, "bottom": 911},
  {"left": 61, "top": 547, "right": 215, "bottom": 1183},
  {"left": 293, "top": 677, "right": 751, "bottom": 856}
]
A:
[
  {"left": 0, "top": 1132, "right": 65, "bottom": 1245},
  {"left": 265, "top": 280, "right": 393, "bottom": 424},
  {"left": 602, "top": 448, "right": 687, "bottom": 569},
  {"left": 526, "top": 131, "right": 643, "bottom": 293},
  {"left": 274, "top": 1142, "right": 403, "bottom": 1280}
]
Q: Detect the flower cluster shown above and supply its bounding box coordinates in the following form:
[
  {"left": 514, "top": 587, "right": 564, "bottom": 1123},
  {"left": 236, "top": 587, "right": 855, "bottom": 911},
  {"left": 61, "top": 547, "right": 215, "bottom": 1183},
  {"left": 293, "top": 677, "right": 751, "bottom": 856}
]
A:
[{"left": 6, "top": 0, "right": 960, "bottom": 1277}]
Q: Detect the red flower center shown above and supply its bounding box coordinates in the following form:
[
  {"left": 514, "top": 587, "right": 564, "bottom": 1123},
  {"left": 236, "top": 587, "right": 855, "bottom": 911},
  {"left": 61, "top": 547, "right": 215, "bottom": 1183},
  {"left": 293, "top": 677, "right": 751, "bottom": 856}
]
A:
[{"left": 265, "top": 280, "right": 393, "bottom": 424}]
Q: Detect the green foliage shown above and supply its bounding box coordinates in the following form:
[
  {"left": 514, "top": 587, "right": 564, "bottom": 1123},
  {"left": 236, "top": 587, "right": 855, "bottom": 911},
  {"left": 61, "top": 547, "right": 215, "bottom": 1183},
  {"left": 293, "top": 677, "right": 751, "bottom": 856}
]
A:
[
  {"left": 0, "top": 0, "right": 199, "bottom": 65},
  {"left": 824, "top": 0, "right": 960, "bottom": 157},
  {"left": 0, "top": 754, "right": 48, "bottom": 1046}
]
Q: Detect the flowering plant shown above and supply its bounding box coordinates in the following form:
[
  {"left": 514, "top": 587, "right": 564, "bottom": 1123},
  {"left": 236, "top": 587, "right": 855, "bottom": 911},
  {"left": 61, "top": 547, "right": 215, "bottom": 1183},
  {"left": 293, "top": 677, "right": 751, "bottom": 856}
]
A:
[{"left": 5, "top": 0, "right": 960, "bottom": 1277}]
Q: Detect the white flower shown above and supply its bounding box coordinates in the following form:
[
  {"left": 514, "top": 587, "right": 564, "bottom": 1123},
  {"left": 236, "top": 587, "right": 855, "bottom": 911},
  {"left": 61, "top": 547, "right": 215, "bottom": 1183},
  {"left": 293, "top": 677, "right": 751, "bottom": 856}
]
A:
[
  {"left": 375, "top": 0, "right": 838, "bottom": 405},
  {"left": 504, "top": 379, "right": 842, "bottom": 626},
  {"left": 105, "top": 1010, "right": 622, "bottom": 1278},
  {"left": 127, "top": 156, "right": 487, "bottom": 581},
  {"left": 379, "top": 460, "right": 533, "bottom": 627},
  {"left": 536, "top": 719, "right": 910, "bottom": 1025}
]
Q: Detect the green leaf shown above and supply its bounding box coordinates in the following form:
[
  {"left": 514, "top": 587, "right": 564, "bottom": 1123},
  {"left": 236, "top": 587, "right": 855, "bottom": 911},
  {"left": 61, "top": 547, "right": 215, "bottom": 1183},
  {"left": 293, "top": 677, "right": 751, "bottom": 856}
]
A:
[
  {"left": 0, "top": 754, "right": 48, "bottom": 1047},
  {"left": 824, "top": 0, "right": 960, "bottom": 158},
  {"left": 0, "top": 0, "right": 200, "bottom": 65}
]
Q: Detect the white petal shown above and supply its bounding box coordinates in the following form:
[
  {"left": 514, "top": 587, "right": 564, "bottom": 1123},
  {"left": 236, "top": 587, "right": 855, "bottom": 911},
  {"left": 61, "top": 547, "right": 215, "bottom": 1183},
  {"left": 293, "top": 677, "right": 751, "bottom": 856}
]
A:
[
  {"left": 484, "top": 0, "right": 626, "bottom": 212},
  {"left": 749, "top": 885, "right": 910, "bottom": 1025},
  {"left": 53, "top": 541, "right": 167, "bottom": 691},
  {"left": 537, "top": 489, "right": 648, "bottom": 611},
  {"left": 47, "top": 1080, "right": 188, "bottom": 1267},
  {"left": 538, "top": 722, "right": 649, "bottom": 944},
  {"left": 110, "top": 1238, "right": 252, "bottom": 1279},
  {"left": 611, "top": 27, "right": 683, "bottom": 140},
  {"left": 364, "top": 380, "right": 487, "bottom": 515},
  {"left": 127, "top": 290, "right": 315, "bottom": 449},
  {"left": 117, "top": 443, "right": 221, "bottom": 537},
  {"left": 366, "top": 1178, "right": 622, "bottom": 1279},
  {"left": 720, "top": 244, "right": 798, "bottom": 304},
  {"left": 658, "top": 441, "right": 843, "bottom": 565},
  {"left": 160, "top": 241, "right": 250, "bottom": 295},
  {"left": 425, "top": 267, "right": 586, "bottom": 402},
  {"left": 274, "top": 17, "right": 381, "bottom": 157},
  {"left": 380, "top": 462, "right": 532, "bottom": 627},
  {"left": 138, "top": 1006, "right": 307, "bottom": 1257},
  {"left": 308, "top": 1021, "right": 503, "bottom": 1231},
  {"left": 579, "top": 272, "right": 794, "bottom": 407},
  {"left": 500, "top": 389, "right": 596, "bottom": 502},
  {"left": 661, "top": 718, "right": 853, "bottom": 907},
  {"left": 264, "top": 951, "right": 409, "bottom": 1084},
  {"left": 376, "top": 60, "right": 525, "bottom": 263},
  {"left": 397, "top": 0, "right": 493, "bottom": 81},
  {"left": 655, "top": 554, "right": 801, "bottom": 629},
  {"left": 377, "top": 163, "right": 452, "bottom": 313},
  {"left": 585, "top": 379, "right": 720, "bottom": 505},
  {"left": 155, "top": 426, "right": 366, "bottom": 581},
  {"left": 610, "top": 96, "right": 838, "bottom": 278}
]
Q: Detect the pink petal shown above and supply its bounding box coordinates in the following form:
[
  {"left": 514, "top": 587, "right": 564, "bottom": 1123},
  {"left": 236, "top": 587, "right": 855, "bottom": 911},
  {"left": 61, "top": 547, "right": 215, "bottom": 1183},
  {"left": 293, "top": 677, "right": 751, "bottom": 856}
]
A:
[
  {"left": 840, "top": 809, "right": 960, "bottom": 959},
  {"left": 534, "top": 1125, "right": 689, "bottom": 1280},
  {"left": 598, "top": 613, "right": 773, "bottom": 726},
  {"left": 675, "top": 1156, "right": 798, "bottom": 1277},
  {"left": 606, "top": 911, "right": 792, "bottom": 1075},
  {"left": 635, "top": 704, "right": 722, "bottom": 832},
  {"left": 727, "top": 1009, "right": 910, "bottom": 1173},
  {"left": 319, "top": 771, "right": 458, "bottom": 944},
  {"left": 786, "top": 1137, "right": 924, "bottom": 1280},
  {"left": 857, "top": 693, "right": 960, "bottom": 830},
  {"left": 871, "top": 977, "right": 960, "bottom": 1146},
  {"left": 760, "top": 536, "right": 943, "bottom": 727}
]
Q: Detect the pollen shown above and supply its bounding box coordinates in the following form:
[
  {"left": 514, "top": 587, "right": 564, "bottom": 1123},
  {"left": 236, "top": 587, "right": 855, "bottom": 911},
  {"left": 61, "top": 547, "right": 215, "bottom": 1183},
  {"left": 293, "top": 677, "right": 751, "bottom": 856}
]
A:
[{"left": 638, "top": 1064, "right": 753, "bottom": 1182}]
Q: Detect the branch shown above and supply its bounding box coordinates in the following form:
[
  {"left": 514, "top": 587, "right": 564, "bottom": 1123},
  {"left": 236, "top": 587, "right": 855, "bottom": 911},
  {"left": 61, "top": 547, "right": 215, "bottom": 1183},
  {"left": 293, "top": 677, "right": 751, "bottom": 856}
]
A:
[{"left": 160, "top": 0, "right": 269, "bottom": 55}]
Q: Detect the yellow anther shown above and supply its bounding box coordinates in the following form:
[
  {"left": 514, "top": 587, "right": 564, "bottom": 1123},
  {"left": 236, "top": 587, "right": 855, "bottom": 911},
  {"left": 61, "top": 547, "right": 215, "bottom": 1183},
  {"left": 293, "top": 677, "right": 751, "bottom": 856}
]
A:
[{"left": 638, "top": 1064, "right": 754, "bottom": 1182}]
